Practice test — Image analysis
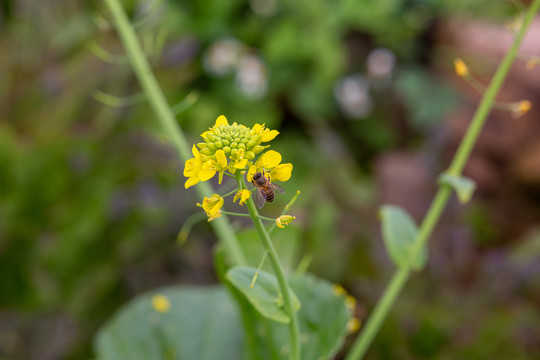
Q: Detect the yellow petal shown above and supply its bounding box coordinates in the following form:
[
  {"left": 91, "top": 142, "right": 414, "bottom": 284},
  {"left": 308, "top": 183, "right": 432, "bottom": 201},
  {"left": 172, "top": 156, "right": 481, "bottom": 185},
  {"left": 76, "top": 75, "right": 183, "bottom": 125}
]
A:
[
  {"left": 251, "top": 123, "right": 263, "bottom": 134},
  {"left": 192, "top": 145, "right": 200, "bottom": 158},
  {"left": 183, "top": 157, "right": 198, "bottom": 177},
  {"left": 215, "top": 115, "right": 228, "bottom": 127},
  {"left": 258, "top": 150, "right": 282, "bottom": 169},
  {"left": 199, "top": 161, "right": 216, "bottom": 181},
  {"left": 185, "top": 176, "right": 200, "bottom": 189},
  {"left": 261, "top": 130, "right": 279, "bottom": 142},
  {"left": 270, "top": 163, "right": 292, "bottom": 182},
  {"left": 234, "top": 189, "right": 251, "bottom": 206},
  {"left": 215, "top": 149, "right": 227, "bottom": 167},
  {"left": 234, "top": 158, "right": 248, "bottom": 169},
  {"left": 247, "top": 165, "right": 257, "bottom": 182}
]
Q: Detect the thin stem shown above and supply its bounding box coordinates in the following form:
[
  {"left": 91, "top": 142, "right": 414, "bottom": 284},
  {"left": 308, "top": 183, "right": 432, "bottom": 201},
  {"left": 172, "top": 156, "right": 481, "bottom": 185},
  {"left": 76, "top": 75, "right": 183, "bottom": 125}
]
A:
[
  {"left": 103, "top": 0, "right": 247, "bottom": 266},
  {"left": 221, "top": 211, "right": 275, "bottom": 221},
  {"left": 236, "top": 173, "right": 301, "bottom": 360},
  {"left": 346, "top": 1, "right": 540, "bottom": 359}
]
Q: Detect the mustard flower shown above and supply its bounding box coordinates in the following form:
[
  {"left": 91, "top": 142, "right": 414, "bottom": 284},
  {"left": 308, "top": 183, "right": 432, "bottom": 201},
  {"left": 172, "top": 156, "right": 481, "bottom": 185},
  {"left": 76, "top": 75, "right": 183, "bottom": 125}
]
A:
[
  {"left": 454, "top": 58, "right": 469, "bottom": 78},
  {"left": 184, "top": 115, "right": 281, "bottom": 186},
  {"left": 233, "top": 189, "right": 251, "bottom": 206},
  {"left": 512, "top": 100, "right": 532, "bottom": 118},
  {"left": 198, "top": 194, "right": 224, "bottom": 221},
  {"left": 151, "top": 294, "right": 171, "bottom": 313},
  {"left": 276, "top": 215, "right": 295, "bottom": 228},
  {"left": 247, "top": 150, "right": 293, "bottom": 183}
]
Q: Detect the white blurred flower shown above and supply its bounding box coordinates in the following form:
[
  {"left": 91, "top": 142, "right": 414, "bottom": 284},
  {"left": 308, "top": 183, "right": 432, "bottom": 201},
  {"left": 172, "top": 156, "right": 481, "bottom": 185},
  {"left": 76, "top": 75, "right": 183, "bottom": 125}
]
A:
[
  {"left": 203, "top": 38, "right": 244, "bottom": 76},
  {"left": 366, "top": 47, "right": 396, "bottom": 80},
  {"left": 235, "top": 54, "right": 269, "bottom": 100},
  {"left": 334, "top": 74, "right": 373, "bottom": 119}
]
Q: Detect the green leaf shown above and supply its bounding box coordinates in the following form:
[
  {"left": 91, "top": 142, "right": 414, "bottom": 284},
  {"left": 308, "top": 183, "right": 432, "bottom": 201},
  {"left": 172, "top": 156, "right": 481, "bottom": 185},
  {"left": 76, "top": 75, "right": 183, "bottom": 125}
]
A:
[
  {"left": 439, "top": 173, "right": 476, "bottom": 204},
  {"left": 264, "top": 273, "right": 353, "bottom": 359},
  {"left": 226, "top": 266, "right": 300, "bottom": 324},
  {"left": 94, "top": 286, "right": 245, "bottom": 360},
  {"left": 380, "top": 205, "right": 426, "bottom": 270}
]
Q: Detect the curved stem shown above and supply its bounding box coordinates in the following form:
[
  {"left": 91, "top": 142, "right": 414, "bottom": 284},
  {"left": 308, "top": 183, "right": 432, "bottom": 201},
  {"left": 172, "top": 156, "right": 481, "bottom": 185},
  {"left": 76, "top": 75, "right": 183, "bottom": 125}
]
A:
[
  {"left": 103, "top": 0, "right": 247, "bottom": 266},
  {"left": 236, "top": 173, "right": 301, "bottom": 360},
  {"left": 346, "top": 1, "right": 540, "bottom": 359}
]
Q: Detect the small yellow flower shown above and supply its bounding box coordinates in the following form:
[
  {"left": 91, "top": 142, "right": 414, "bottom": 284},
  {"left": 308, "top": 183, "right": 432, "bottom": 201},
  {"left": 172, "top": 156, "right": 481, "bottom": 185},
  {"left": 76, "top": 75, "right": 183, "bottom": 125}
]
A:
[
  {"left": 454, "top": 58, "right": 469, "bottom": 77},
  {"left": 198, "top": 194, "right": 224, "bottom": 221},
  {"left": 184, "top": 145, "right": 215, "bottom": 189},
  {"left": 512, "top": 100, "right": 532, "bottom": 118},
  {"left": 151, "top": 294, "right": 171, "bottom": 313},
  {"left": 247, "top": 150, "right": 293, "bottom": 182},
  {"left": 276, "top": 215, "right": 295, "bottom": 228},
  {"left": 347, "top": 318, "right": 361, "bottom": 333},
  {"left": 345, "top": 295, "right": 357, "bottom": 311},
  {"left": 332, "top": 284, "right": 347, "bottom": 296},
  {"left": 233, "top": 189, "right": 251, "bottom": 206}
]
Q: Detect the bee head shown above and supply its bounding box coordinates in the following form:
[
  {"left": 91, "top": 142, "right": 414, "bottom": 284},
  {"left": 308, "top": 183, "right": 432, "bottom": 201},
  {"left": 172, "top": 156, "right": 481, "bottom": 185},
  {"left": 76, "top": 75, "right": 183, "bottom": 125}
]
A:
[{"left": 252, "top": 172, "right": 263, "bottom": 181}]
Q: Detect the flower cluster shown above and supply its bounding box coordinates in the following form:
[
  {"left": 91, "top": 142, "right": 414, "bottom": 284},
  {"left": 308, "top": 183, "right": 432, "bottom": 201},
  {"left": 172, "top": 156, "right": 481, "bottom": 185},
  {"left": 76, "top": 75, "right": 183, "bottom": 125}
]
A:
[
  {"left": 184, "top": 115, "right": 287, "bottom": 188},
  {"left": 185, "top": 115, "right": 295, "bottom": 227}
]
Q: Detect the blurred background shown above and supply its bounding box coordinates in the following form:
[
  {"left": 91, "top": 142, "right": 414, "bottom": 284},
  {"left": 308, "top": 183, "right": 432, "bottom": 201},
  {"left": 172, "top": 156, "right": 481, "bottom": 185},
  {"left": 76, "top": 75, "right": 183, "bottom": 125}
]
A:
[{"left": 1, "top": 0, "right": 540, "bottom": 359}]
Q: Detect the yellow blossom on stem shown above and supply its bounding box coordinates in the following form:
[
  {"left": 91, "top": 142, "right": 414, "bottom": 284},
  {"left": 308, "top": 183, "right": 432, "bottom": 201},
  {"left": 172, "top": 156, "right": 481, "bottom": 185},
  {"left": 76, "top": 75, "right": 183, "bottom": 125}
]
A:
[
  {"left": 233, "top": 189, "right": 252, "bottom": 206},
  {"left": 454, "top": 58, "right": 469, "bottom": 77},
  {"left": 247, "top": 150, "right": 293, "bottom": 182},
  {"left": 151, "top": 294, "right": 171, "bottom": 313},
  {"left": 276, "top": 215, "right": 295, "bottom": 228},
  {"left": 197, "top": 194, "right": 224, "bottom": 221},
  {"left": 512, "top": 100, "right": 532, "bottom": 118},
  {"left": 185, "top": 115, "right": 283, "bottom": 186},
  {"left": 184, "top": 145, "right": 216, "bottom": 189}
]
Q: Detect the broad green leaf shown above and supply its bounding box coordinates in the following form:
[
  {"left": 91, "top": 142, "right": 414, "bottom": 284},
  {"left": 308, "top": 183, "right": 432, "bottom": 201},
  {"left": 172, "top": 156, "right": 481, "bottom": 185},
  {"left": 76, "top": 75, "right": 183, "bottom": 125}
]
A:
[
  {"left": 439, "top": 173, "right": 476, "bottom": 204},
  {"left": 226, "top": 266, "right": 301, "bottom": 324},
  {"left": 264, "top": 273, "right": 353, "bottom": 359},
  {"left": 380, "top": 205, "right": 426, "bottom": 270},
  {"left": 94, "top": 286, "right": 245, "bottom": 360}
]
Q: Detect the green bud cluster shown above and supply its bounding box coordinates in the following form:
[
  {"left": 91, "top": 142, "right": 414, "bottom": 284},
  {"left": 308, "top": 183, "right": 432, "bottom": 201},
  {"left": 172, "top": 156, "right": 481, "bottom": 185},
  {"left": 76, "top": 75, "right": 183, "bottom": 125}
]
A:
[{"left": 198, "top": 123, "right": 267, "bottom": 163}]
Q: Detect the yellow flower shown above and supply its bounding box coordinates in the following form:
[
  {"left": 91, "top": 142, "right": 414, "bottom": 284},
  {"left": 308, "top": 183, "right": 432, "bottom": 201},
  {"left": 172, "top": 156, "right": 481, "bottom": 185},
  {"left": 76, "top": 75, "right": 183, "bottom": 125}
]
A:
[
  {"left": 151, "top": 294, "right": 171, "bottom": 313},
  {"left": 347, "top": 318, "right": 361, "bottom": 333},
  {"left": 184, "top": 145, "right": 215, "bottom": 189},
  {"left": 512, "top": 100, "right": 532, "bottom": 118},
  {"left": 454, "top": 58, "right": 469, "bottom": 77},
  {"left": 198, "top": 194, "right": 224, "bottom": 221},
  {"left": 233, "top": 189, "right": 252, "bottom": 206},
  {"left": 184, "top": 115, "right": 284, "bottom": 188},
  {"left": 247, "top": 150, "right": 293, "bottom": 182},
  {"left": 276, "top": 215, "right": 295, "bottom": 228}
]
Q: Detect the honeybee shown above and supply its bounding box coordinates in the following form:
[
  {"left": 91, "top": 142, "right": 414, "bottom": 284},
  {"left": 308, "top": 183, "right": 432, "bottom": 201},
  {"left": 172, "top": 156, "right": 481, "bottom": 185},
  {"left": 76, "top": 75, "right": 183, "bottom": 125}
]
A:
[{"left": 251, "top": 171, "right": 285, "bottom": 209}]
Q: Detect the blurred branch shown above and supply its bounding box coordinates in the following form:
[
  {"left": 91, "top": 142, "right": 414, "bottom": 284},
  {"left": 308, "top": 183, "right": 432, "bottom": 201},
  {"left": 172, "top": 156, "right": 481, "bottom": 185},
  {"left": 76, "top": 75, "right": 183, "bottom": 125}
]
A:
[
  {"left": 346, "top": 0, "right": 540, "bottom": 359},
  {"left": 102, "top": 0, "right": 248, "bottom": 266},
  {"left": 92, "top": 90, "right": 146, "bottom": 107}
]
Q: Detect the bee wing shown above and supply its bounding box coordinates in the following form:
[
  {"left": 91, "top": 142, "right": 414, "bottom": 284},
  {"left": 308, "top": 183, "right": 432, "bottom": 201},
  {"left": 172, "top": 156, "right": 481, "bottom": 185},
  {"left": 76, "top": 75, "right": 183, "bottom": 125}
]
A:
[
  {"left": 270, "top": 183, "right": 285, "bottom": 194},
  {"left": 256, "top": 188, "right": 267, "bottom": 209}
]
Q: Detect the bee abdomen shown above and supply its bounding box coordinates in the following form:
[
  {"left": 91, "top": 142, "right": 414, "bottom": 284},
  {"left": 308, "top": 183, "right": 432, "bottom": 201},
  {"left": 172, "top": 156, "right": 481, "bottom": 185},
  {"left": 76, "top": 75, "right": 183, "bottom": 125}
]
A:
[{"left": 265, "top": 189, "right": 275, "bottom": 202}]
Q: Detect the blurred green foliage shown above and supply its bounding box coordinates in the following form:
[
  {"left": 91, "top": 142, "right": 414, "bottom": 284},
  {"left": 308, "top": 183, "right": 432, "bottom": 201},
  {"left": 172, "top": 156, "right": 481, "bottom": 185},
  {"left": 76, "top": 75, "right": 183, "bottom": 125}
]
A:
[{"left": 1, "top": 0, "right": 538, "bottom": 359}]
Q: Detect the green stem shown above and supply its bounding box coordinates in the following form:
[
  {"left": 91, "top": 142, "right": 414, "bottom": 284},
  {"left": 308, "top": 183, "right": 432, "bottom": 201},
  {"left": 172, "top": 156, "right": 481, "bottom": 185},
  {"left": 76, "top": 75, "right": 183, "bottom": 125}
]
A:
[
  {"left": 236, "top": 173, "right": 301, "bottom": 360},
  {"left": 346, "top": 1, "right": 540, "bottom": 359},
  {"left": 103, "top": 0, "right": 247, "bottom": 266}
]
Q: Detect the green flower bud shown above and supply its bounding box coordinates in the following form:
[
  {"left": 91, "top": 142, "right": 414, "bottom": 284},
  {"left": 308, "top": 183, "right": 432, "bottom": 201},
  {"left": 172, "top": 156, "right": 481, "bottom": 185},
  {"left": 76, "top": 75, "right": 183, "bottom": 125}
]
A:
[
  {"left": 197, "top": 142, "right": 207, "bottom": 149},
  {"left": 245, "top": 151, "right": 255, "bottom": 160},
  {"left": 223, "top": 146, "right": 231, "bottom": 153},
  {"left": 246, "top": 140, "right": 256, "bottom": 148},
  {"left": 215, "top": 141, "right": 223, "bottom": 148},
  {"left": 200, "top": 148, "right": 212, "bottom": 155},
  {"left": 223, "top": 140, "right": 230, "bottom": 145},
  {"left": 230, "top": 142, "right": 237, "bottom": 148}
]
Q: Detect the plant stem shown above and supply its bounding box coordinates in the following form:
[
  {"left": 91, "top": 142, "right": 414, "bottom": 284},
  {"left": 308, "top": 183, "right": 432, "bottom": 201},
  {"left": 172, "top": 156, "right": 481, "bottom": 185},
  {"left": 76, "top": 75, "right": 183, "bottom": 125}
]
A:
[
  {"left": 103, "top": 0, "right": 247, "bottom": 266},
  {"left": 236, "top": 173, "right": 301, "bottom": 360},
  {"left": 346, "top": 1, "right": 540, "bottom": 359}
]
